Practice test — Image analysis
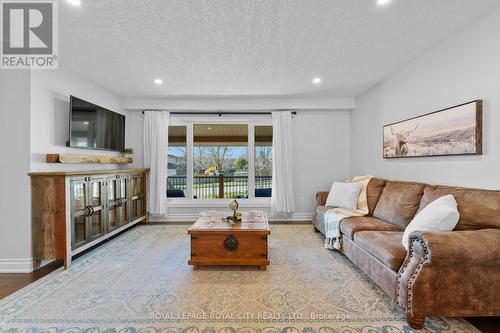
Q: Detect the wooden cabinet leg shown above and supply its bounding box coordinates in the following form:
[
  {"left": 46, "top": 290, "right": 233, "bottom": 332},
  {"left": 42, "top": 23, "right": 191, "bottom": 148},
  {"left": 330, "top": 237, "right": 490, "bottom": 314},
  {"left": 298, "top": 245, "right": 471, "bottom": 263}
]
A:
[
  {"left": 406, "top": 313, "right": 425, "bottom": 330},
  {"left": 193, "top": 265, "right": 200, "bottom": 270},
  {"left": 259, "top": 265, "right": 267, "bottom": 271}
]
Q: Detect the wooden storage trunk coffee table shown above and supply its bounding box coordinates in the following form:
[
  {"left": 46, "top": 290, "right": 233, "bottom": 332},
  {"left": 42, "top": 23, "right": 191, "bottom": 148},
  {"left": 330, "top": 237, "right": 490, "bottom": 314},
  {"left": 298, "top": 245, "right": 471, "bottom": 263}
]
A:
[{"left": 188, "top": 211, "right": 270, "bottom": 270}]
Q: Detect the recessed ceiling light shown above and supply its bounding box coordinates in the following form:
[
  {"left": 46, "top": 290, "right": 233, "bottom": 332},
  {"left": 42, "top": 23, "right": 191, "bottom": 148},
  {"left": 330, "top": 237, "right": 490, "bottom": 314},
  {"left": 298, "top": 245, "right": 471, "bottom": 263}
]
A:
[
  {"left": 154, "top": 78, "right": 163, "bottom": 85},
  {"left": 377, "top": 0, "right": 392, "bottom": 6},
  {"left": 312, "top": 77, "right": 321, "bottom": 84},
  {"left": 66, "top": 0, "right": 82, "bottom": 6}
]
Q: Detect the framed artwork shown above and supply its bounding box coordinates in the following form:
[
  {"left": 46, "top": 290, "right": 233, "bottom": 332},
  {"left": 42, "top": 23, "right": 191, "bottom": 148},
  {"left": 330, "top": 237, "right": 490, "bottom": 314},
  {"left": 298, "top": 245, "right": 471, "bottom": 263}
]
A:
[{"left": 383, "top": 100, "right": 482, "bottom": 158}]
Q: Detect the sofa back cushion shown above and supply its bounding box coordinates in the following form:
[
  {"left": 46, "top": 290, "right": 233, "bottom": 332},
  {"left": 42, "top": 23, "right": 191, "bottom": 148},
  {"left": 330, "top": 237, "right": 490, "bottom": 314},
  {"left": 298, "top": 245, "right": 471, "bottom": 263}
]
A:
[
  {"left": 366, "top": 178, "right": 386, "bottom": 214},
  {"left": 419, "top": 185, "right": 500, "bottom": 230},
  {"left": 373, "top": 181, "right": 425, "bottom": 229}
]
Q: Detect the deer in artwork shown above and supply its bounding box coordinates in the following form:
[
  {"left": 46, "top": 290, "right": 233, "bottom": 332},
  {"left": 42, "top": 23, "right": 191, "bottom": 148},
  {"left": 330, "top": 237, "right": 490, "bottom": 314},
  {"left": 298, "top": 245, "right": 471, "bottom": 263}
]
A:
[{"left": 391, "top": 123, "right": 419, "bottom": 156}]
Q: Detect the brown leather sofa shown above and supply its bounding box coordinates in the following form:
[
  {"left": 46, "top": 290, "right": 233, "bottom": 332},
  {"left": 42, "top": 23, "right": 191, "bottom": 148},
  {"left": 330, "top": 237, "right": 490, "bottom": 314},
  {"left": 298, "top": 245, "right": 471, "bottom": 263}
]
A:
[{"left": 313, "top": 178, "right": 500, "bottom": 329}]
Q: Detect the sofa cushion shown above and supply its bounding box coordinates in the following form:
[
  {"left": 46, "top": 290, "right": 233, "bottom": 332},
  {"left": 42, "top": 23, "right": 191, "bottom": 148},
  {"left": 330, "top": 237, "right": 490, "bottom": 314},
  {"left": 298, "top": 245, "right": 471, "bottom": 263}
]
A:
[
  {"left": 366, "top": 178, "right": 387, "bottom": 215},
  {"left": 354, "top": 231, "right": 407, "bottom": 271},
  {"left": 340, "top": 216, "right": 402, "bottom": 240},
  {"left": 419, "top": 185, "right": 500, "bottom": 231},
  {"left": 373, "top": 181, "right": 425, "bottom": 229}
]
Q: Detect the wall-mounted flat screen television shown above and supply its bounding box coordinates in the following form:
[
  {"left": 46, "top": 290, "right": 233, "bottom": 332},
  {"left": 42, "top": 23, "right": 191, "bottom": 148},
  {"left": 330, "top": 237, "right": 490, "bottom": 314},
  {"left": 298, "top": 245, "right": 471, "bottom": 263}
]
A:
[{"left": 68, "top": 96, "right": 125, "bottom": 151}]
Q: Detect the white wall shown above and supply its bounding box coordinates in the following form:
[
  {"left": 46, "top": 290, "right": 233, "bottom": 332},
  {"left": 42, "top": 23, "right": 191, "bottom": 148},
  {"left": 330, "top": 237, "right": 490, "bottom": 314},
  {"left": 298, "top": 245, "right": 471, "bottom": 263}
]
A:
[
  {"left": 350, "top": 8, "right": 500, "bottom": 189},
  {"left": 126, "top": 111, "right": 144, "bottom": 169},
  {"left": 0, "top": 71, "right": 33, "bottom": 272},
  {"left": 127, "top": 110, "right": 351, "bottom": 220},
  {"left": 124, "top": 96, "right": 355, "bottom": 111},
  {"left": 0, "top": 69, "right": 129, "bottom": 272},
  {"left": 292, "top": 111, "right": 351, "bottom": 214},
  {"left": 30, "top": 69, "right": 127, "bottom": 172}
]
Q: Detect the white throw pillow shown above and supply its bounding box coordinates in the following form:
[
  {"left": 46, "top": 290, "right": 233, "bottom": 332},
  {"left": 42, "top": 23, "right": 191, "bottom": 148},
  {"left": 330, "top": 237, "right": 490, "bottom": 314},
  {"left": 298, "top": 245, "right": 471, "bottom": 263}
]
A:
[
  {"left": 326, "top": 182, "right": 363, "bottom": 210},
  {"left": 402, "top": 195, "right": 460, "bottom": 250}
]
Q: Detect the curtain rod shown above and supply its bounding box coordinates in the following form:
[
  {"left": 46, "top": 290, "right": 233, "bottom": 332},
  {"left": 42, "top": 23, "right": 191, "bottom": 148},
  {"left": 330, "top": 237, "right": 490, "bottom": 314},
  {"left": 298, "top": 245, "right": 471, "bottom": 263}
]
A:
[{"left": 141, "top": 110, "right": 297, "bottom": 115}]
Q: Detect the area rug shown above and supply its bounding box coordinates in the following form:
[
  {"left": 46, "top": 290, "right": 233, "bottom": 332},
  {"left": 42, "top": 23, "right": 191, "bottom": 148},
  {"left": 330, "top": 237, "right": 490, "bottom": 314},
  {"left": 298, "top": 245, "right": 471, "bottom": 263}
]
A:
[{"left": 0, "top": 225, "right": 479, "bottom": 333}]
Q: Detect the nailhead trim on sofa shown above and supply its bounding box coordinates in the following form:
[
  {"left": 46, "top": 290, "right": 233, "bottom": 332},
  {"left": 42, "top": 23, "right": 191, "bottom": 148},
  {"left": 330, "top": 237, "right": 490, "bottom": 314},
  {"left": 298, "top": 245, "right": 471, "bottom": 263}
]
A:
[{"left": 396, "top": 236, "right": 430, "bottom": 316}]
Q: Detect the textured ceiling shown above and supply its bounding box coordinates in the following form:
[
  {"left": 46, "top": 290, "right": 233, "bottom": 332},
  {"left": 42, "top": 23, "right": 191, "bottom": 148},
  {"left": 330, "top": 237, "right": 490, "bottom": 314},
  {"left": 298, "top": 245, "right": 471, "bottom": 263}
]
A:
[{"left": 59, "top": 0, "right": 500, "bottom": 98}]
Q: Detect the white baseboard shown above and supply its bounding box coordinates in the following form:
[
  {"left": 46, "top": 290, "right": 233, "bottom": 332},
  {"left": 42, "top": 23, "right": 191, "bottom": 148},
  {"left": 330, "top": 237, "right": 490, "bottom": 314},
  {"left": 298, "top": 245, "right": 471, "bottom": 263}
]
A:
[
  {"left": 285, "top": 212, "right": 313, "bottom": 222},
  {"left": 0, "top": 258, "right": 34, "bottom": 273},
  {"left": 151, "top": 212, "right": 313, "bottom": 223}
]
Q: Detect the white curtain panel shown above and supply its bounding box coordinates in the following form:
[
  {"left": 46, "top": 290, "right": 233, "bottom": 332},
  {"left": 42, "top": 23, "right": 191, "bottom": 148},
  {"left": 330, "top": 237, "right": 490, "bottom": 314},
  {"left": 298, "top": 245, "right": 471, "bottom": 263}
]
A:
[
  {"left": 271, "top": 111, "right": 294, "bottom": 217},
  {"left": 143, "top": 111, "right": 170, "bottom": 217}
]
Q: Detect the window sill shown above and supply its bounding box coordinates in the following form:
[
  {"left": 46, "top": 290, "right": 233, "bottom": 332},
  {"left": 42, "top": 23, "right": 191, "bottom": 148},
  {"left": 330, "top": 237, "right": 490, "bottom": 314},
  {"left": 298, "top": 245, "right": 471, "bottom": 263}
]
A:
[{"left": 167, "top": 198, "right": 271, "bottom": 208}]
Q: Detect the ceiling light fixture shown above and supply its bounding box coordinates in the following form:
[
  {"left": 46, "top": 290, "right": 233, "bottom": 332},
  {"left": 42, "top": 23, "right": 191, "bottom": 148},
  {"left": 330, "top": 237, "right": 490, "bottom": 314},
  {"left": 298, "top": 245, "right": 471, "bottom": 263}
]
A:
[
  {"left": 377, "top": 0, "right": 392, "bottom": 6},
  {"left": 154, "top": 78, "right": 163, "bottom": 85},
  {"left": 66, "top": 0, "right": 82, "bottom": 6},
  {"left": 312, "top": 77, "right": 322, "bottom": 84}
]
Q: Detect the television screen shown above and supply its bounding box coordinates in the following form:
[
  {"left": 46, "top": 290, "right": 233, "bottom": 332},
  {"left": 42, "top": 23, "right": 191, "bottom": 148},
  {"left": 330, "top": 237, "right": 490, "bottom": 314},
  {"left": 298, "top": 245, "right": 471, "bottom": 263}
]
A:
[{"left": 69, "top": 96, "right": 125, "bottom": 151}]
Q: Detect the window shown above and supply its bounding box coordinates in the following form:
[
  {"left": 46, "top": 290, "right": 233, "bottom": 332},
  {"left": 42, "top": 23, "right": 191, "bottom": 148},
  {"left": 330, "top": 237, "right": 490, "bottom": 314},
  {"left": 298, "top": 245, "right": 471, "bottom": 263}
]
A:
[
  {"left": 167, "top": 126, "right": 187, "bottom": 197},
  {"left": 255, "top": 126, "right": 272, "bottom": 197},
  {"left": 166, "top": 119, "right": 272, "bottom": 201},
  {"left": 193, "top": 124, "right": 248, "bottom": 199}
]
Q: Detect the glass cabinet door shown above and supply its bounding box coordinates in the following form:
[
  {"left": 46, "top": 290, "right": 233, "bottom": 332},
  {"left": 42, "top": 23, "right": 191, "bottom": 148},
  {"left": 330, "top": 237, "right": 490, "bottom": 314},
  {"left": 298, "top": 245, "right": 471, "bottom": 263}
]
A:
[
  {"left": 117, "top": 175, "right": 129, "bottom": 226},
  {"left": 70, "top": 173, "right": 146, "bottom": 252},
  {"left": 71, "top": 179, "right": 89, "bottom": 249},
  {"left": 137, "top": 174, "right": 146, "bottom": 217},
  {"left": 107, "top": 177, "right": 119, "bottom": 232},
  {"left": 130, "top": 174, "right": 146, "bottom": 220},
  {"left": 88, "top": 177, "right": 105, "bottom": 240}
]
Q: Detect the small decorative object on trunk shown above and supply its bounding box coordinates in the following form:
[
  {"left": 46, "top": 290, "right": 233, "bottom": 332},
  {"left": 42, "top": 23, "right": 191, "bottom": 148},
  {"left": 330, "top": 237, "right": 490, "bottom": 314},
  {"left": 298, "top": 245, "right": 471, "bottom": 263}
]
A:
[
  {"left": 226, "top": 199, "right": 242, "bottom": 223},
  {"left": 122, "top": 148, "right": 134, "bottom": 158}
]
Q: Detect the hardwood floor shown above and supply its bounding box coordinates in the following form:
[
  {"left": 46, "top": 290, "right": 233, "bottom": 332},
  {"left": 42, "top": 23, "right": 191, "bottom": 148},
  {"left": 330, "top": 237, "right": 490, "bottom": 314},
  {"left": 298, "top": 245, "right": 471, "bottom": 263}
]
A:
[
  {"left": 465, "top": 317, "right": 500, "bottom": 333},
  {"left": 0, "top": 259, "right": 63, "bottom": 299}
]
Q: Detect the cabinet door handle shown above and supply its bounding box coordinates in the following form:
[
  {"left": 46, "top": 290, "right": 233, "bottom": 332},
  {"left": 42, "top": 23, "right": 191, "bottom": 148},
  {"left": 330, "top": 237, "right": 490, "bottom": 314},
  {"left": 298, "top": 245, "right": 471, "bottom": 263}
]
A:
[{"left": 85, "top": 206, "right": 91, "bottom": 217}]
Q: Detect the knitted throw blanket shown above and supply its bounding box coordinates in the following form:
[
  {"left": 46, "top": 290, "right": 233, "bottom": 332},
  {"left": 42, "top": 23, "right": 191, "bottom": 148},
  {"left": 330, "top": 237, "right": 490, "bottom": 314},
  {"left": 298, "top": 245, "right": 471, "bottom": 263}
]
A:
[{"left": 324, "top": 175, "right": 373, "bottom": 250}]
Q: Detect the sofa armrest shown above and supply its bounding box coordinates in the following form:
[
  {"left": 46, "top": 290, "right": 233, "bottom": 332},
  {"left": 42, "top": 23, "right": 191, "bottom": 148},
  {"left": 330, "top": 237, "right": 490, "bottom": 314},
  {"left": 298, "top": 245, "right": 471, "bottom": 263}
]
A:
[
  {"left": 409, "top": 228, "right": 500, "bottom": 266},
  {"left": 316, "top": 191, "right": 329, "bottom": 206},
  {"left": 397, "top": 229, "right": 500, "bottom": 318}
]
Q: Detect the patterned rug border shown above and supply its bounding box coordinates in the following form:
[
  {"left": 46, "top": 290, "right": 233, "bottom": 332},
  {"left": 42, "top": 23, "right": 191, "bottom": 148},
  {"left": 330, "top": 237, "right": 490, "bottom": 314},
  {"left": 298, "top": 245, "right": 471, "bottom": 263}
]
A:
[{"left": 0, "top": 325, "right": 427, "bottom": 333}]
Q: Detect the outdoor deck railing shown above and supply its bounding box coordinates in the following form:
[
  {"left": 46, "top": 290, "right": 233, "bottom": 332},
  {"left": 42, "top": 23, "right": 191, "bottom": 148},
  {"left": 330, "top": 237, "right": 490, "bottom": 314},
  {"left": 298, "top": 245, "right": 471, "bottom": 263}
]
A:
[{"left": 167, "top": 175, "right": 271, "bottom": 199}]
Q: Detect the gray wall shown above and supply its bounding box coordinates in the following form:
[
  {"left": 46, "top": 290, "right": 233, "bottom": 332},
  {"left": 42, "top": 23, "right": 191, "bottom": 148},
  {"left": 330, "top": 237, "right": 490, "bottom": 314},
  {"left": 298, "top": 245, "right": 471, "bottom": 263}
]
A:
[
  {"left": 350, "top": 8, "right": 500, "bottom": 189},
  {"left": 0, "top": 71, "right": 32, "bottom": 270}
]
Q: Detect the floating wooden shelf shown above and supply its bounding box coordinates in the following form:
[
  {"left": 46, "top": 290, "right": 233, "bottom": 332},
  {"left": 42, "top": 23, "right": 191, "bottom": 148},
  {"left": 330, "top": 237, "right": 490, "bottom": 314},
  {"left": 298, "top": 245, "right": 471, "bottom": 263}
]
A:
[{"left": 46, "top": 154, "right": 133, "bottom": 164}]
